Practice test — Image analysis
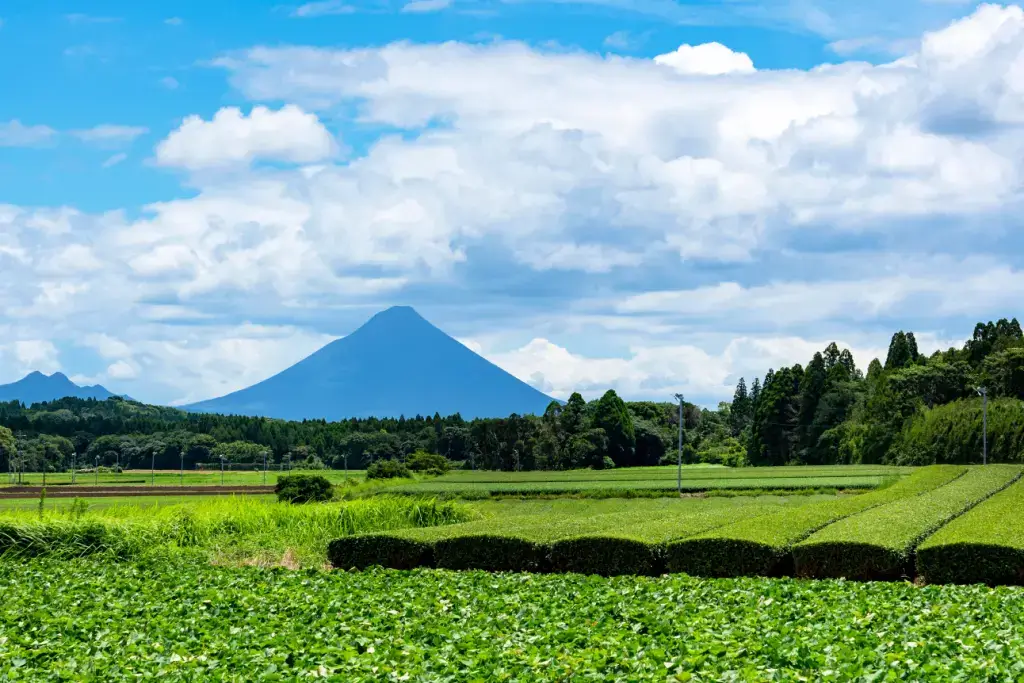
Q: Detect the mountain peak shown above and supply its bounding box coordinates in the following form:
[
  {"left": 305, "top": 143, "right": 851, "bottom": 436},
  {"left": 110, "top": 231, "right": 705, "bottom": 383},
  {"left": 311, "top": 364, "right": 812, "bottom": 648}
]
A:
[
  {"left": 0, "top": 371, "right": 119, "bottom": 405},
  {"left": 186, "top": 306, "right": 554, "bottom": 420}
]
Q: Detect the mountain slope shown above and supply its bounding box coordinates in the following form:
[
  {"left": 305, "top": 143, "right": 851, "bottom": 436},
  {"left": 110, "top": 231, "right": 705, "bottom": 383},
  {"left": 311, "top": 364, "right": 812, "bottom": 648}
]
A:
[
  {"left": 0, "top": 371, "right": 120, "bottom": 405},
  {"left": 185, "top": 306, "right": 556, "bottom": 420}
]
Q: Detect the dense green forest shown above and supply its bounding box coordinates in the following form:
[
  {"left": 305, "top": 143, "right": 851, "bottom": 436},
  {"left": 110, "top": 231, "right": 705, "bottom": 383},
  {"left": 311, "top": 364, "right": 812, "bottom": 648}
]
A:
[{"left": 1, "top": 318, "right": 1022, "bottom": 472}]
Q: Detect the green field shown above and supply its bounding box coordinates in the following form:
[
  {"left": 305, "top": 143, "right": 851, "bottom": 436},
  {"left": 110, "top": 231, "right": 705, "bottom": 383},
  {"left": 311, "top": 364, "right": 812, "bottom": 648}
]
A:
[
  {"left": 329, "top": 466, "right": 1024, "bottom": 583},
  {"left": 380, "top": 464, "right": 906, "bottom": 497},
  {"left": 0, "top": 468, "right": 367, "bottom": 488},
  {"left": 4, "top": 557, "right": 1024, "bottom": 681}
]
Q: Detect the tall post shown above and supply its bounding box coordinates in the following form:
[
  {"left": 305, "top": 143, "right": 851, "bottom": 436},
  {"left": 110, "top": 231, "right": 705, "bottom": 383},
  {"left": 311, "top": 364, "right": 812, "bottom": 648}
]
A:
[
  {"left": 220, "top": 456, "right": 225, "bottom": 486},
  {"left": 151, "top": 449, "right": 156, "bottom": 486},
  {"left": 674, "top": 393, "right": 684, "bottom": 495},
  {"left": 72, "top": 451, "right": 76, "bottom": 485},
  {"left": 95, "top": 457, "right": 99, "bottom": 485},
  {"left": 263, "top": 450, "right": 267, "bottom": 486},
  {"left": 977, "top": 386, "right": 989, "bottom": 465},
  {"left": 983, "top": 388, "right": 988, "bottom": 466},
  {"left": 180, "top": 447, "right": 184, "bottom": 486}
]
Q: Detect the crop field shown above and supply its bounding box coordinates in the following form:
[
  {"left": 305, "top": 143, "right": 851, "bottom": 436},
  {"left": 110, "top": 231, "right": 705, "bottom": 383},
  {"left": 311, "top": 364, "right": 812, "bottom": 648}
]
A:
[
  {"left": 331, "top": 466, "right": 1024, "bottom": 583},
  {"left": 382, "top": 464, "right": 906, "bottom": 497},
  {"left": 5, "top": 557, "right": 1024, "bottom": 681}
]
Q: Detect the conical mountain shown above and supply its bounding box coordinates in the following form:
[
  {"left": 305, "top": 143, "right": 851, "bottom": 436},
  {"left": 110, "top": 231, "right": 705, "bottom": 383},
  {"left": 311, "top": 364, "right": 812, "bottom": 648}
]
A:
[
  {"left": 185, "top": 306, "right": 556, "bottom": 420},
  {"left": 0, "top": 371, "right": 120, "bottom": 405}
]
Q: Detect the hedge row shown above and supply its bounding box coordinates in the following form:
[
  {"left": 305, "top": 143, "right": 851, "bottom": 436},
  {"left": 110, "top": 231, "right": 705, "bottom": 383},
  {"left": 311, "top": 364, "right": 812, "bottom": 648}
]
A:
[
  {"left": 547, "top": 502, "right": 785, "bottom": 576},
  {"left": 329, "top": 498, "right": 785, "bottom": 574},
  {"left": 663, "top": 465, "right": 967, "bottom": 578},
  {"left": 917, "top": 478, "right": 1024, "bottom": 585},
  {"left": 792, "top": 465, "right": 1022, "bottom": 581}
]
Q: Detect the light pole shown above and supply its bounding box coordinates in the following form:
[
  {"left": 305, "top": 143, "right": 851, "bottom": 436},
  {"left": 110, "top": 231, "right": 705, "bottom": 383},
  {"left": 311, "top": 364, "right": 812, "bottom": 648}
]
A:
[
  {"left": 262, "top": 450, "right": 268, "bottom": 486},
  {"left": 220, "top": 456, "right": 226, "bottom": 486},
  {"left": 976, "top": 386, "right": 988, "bottom": 465},
  {"left": 180, "top": 446, "right": 185, "bottom": 486},
  {"left": 71, "top": 450, "right": 76, "bottom": 485},
  {"left": 95, "top": 456, "right": 99, "bottom": 485},
  {"left": 150, "top": 449, "right": 156, "bottom": 486},
  {"left": 674, "top": 393, "right": 685, "bottom": 495}
]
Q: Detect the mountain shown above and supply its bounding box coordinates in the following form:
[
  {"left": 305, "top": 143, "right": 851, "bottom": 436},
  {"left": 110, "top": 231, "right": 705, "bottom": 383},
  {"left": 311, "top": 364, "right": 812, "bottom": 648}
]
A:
[
  {"left": 185, "top": 306, "right": 557, "bottom": 421},
  {"left": 0, "top": 371, "right": 121, "bottom": 406}
]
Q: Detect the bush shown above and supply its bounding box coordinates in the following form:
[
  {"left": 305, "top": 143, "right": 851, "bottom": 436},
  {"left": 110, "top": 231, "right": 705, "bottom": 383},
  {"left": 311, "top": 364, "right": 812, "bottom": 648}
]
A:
[
  {"left": 275, "top": 474, "right": 334, "bottom": 503},
  {"left": 405, "top": 451, "right": 451, "bottom": 475},
  {"left": 366, "top": 459, "right": 412, "bottom": 480},
  {"left": 793, "top": 465, "right": 1021, "bottom": 580}
]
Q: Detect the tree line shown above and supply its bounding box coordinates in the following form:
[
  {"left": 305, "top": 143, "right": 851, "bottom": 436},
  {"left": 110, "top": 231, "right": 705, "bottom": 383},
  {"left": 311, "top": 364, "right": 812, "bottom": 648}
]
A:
[
  {"left": 734, "top": 318, "right": 1024, "bottom": 465},
  {"left": 0, "top": 317, "right": 1020, "bottom": 473},
  {"left": 0, "top": 390, "right": 731, "bottom": 473}
]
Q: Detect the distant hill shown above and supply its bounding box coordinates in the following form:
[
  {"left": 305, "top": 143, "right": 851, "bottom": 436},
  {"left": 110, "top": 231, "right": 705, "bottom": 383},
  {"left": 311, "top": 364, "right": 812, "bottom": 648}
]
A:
[
  {"left": 185, "top": 306, "right": 556, "bottom": 420},
  {"left": 0, "top": 371, "right": 122, "bottom": 406}
]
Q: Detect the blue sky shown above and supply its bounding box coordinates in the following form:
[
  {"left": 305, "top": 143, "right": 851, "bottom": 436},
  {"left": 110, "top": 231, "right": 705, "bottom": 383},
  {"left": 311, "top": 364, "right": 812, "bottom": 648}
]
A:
[{"left": 1, "top": 0, "right": 1022, "bottom": 408}]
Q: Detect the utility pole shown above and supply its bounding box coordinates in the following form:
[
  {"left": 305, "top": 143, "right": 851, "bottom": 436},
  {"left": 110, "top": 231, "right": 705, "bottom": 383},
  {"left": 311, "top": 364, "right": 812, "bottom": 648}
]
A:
[
  {"left": 220, "top": 456, "right": 226, "bottom": 486},
  {"left": 674, "top": 393, "right": 685, "bottom": 495},
  {"left": 977, "top": 386, "right": 988, "bottom": 465},
  {"left": 263, "top": 450, "right": 268, "bottom": 486}
]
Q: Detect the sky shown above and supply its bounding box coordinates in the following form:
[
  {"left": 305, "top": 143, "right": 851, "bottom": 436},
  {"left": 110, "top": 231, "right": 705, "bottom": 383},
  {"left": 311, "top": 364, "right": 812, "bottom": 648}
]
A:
[{"left": 1, "top": 0, "right": 1023, "bottom": 409}]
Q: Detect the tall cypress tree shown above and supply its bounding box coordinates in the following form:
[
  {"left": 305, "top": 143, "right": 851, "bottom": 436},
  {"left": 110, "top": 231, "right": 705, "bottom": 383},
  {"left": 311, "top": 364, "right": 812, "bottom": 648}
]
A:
[{"left": 730, "top": 377, "right": 751, "bottom": 437}]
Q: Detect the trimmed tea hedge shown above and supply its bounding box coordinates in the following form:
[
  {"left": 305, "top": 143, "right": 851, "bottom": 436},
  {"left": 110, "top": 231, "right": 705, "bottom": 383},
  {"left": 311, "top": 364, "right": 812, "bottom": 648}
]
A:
[
  {"left": 917, "top": 478, "right": 1024, "bottom": 585},
  {"left": 329, "top": 501, "right": 767, "bottom": 572},
  {"left": 664, "top": 465, "right": 966, "bottom": 578},
  {"left": 792, "top": 465, "right": 1021, "bottom": 581},
  {"left": 547, "top": 500, "right": 785, "bottom": 576}
]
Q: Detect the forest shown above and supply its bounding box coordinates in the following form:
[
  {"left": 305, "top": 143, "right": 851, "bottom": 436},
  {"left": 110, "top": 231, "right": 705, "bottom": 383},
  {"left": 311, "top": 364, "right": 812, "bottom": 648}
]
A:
[{"left": 0, "top": 318, "right": 1022, "bottom": 472}]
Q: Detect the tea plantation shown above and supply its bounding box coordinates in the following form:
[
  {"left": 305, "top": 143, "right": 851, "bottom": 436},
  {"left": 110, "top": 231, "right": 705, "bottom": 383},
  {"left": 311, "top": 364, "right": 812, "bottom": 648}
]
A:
[{"left": 331, "top": 465, "right": 1024, "bottom": 583}]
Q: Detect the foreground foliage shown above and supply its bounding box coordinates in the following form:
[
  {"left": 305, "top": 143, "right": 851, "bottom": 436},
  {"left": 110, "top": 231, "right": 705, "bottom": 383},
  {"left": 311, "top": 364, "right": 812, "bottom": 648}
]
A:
[{"left": 5, "top": 557, "right": 1024, "bottom": 681}]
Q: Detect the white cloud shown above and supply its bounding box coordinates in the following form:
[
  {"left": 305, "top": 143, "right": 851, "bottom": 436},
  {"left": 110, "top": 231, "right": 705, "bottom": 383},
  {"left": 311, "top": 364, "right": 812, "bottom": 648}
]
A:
[
  {"left": 73, "top": 125, "right": 148, "bottom": 146},
  {"left": 7, "top": 5, "right": 1024, "bottom": 405},
  {"left": 7, "top": 340, "right": 60, "bottom": 377},
  {"left": 0, "top": 120, "right": 56, "bottom": 147},
  {"left": 290, "top": 0, "right": 355, "bottom": 17},
  {"left": 160, "top": 76, "right": 179, "bottom": 90},
  {"left": 106, "top": 360, "right": 138, "bottom": 379},
  {"left": 653, "top": 42, "right": 756, "bottom": 75},
  {"left": 154, "top": 105, "right": 337, "bottom": 170},
  {"left": 401, "top": 0, "right": 451, "bottom": 12},
  {"left": 165, "top": 17, "right": 183, "bottom": 26}
]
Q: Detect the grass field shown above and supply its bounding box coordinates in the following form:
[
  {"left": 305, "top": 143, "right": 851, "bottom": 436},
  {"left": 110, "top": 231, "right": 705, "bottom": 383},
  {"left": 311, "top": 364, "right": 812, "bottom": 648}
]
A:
[
  {"left": 0, "top": 495, "right": 473, "bottom": 567},
  {"left": 4, "top": 557, "right": 1024, "bottom": 680}
]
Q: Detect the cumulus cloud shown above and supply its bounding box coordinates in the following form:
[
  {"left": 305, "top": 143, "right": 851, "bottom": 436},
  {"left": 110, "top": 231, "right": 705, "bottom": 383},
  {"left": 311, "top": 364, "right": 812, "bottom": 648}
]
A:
[
  {"left": 7, "top": 5, "right": 1024, "bottom": 404},
  {"left": 154, "top": 105, "right": 337, "bottom": 170},
  {"left": 652, "top": 42, "right": 756, "bottom": 75}
]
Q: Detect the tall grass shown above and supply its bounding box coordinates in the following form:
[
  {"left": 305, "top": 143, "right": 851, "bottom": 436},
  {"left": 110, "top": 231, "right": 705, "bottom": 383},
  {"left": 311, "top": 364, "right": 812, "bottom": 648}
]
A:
[{"left": 0, "top": 496, "right": 474, "bottom": 567}]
